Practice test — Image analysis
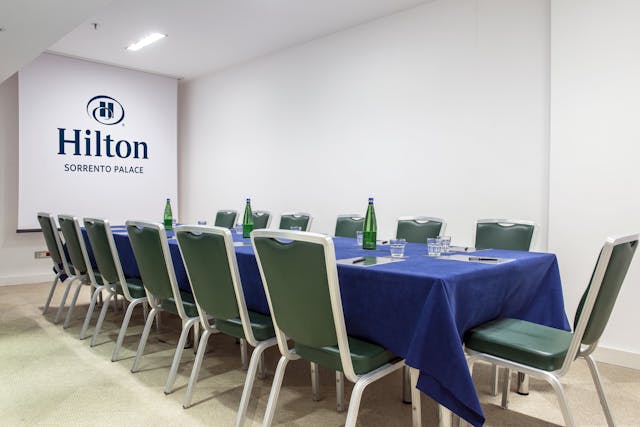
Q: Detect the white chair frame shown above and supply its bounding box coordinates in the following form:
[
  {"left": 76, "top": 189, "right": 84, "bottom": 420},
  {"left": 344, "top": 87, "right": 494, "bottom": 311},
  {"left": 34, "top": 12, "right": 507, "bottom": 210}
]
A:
[
  {"left": 57, "top": 214, "right": 101, "bottom": 329},
  {"left": 126, "top": 220, "right": 200, "bottom": 395},
  {"left": 81, "top": 218, "right": 149, "bottom": 354},
  {"left": 251, "top": 229, "right": 420, "bottom": 427},
  {"left": 39, "top": 212, "right": 73, "bottom": 318},
  {"left": 465, "top": 233, "right": 639, "bottom": 427},
  {"left": 278, "top": 212, "right": 313, "bottom": 231},
  {"left": 175, "top": 225, "right": 278, "bottom": 423}
]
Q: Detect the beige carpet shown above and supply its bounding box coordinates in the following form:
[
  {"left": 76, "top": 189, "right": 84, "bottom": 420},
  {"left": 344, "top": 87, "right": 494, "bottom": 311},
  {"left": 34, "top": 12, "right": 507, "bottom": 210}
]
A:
[{"left": 1, "top": 282, "right": 639, "bottom": 426}]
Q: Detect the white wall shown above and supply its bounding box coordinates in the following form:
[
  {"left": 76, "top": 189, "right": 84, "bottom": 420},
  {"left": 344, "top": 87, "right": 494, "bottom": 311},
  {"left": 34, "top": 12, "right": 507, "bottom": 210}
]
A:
[
  {"left": 550, "top": 0, "right": 640, "bottom": 363},
  {"left": 179, "top": 0, "right": 550, "bottom": 249},
  {"left": 0, "top": 74, "right": 52, "bottom": 285}
]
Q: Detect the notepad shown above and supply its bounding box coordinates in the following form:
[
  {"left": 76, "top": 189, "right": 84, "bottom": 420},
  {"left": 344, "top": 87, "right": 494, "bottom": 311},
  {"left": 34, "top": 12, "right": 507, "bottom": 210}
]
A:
[{"left": 337, "top": 256, "right": 405, "bottom": 267}]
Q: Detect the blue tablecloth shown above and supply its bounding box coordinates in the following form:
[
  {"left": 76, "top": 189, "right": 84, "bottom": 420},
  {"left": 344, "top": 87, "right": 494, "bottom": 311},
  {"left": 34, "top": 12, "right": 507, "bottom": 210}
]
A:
[{"left": 103, "top": 227, "right": 570, "bottom": 426}]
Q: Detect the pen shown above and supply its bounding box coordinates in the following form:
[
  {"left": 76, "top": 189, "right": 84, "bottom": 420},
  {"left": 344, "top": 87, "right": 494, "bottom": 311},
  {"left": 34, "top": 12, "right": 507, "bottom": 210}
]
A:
[
  {"left": 469, "top": 256, "right": 499, "bottom": 261},
  {"left": 352, "top": 257, "right": 366, "bottom": 264}
]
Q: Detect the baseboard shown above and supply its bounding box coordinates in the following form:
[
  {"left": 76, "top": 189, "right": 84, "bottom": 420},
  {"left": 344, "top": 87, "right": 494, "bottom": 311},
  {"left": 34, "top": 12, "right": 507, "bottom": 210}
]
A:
[
  {"left": 593, "top": 346, "right": 640, "bottom": 370},
  {"left": 0, "top": 273, "right": 53, "bottom": 286}
]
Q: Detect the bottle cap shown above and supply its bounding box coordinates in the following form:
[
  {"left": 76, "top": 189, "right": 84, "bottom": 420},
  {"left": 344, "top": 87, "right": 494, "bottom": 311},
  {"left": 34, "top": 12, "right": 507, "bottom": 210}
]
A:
[
  {"left": 368, "top": 197, "right": 374, "bottom": 202},
  {"left": 166, "top": 198, "right": 170, "bottom": 202},
  {"left": 246, "top": 198, "right": 251, "bottom": 202}
]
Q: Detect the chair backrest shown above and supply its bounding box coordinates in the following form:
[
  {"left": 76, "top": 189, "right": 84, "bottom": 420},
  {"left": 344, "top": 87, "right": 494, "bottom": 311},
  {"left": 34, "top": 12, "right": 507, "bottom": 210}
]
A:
[
  {"left": 334, "top": 214, "right": 364, "bottom": 238},
  {"left": 279, "top": 212, "right": 313, "bottom": 231},
  {"left": 214, "top": 210, "right": 238, "bottom": 229},
  {"left": 396, "top": 216, "right": 446, "bottom": 243},
  {"left": 252, "top": 210, "right": 272, "bottom": 229},
  {"left": 175, "top": 225, "right": 258, "bottom": 344},
  {"left": 252, "top": 229, "right": 357, "bottom": 380},
  {"left": 126, "top": 220, "right": 186, "bottom": 316},
  {"left": 37, "top": 212, "right": 69, "bottom": 273},
  {"left": 84, "top": 218, "right": 132, "bottom": 299},
  {"left": 474, "top": 219, "right": 536, "bottom": 251},
  {"left": 58, "top": 214, "right": 90, "bottom": 277},
  {"left": 560, "top": 233, "right": 638, "bottom": 374}
]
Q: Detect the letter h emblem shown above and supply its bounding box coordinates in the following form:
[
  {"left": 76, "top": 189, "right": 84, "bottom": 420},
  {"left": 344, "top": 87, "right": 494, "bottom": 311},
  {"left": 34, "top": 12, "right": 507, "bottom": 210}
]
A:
[{"left": 99, "top": 101, "right": 114, "bottom": 119}]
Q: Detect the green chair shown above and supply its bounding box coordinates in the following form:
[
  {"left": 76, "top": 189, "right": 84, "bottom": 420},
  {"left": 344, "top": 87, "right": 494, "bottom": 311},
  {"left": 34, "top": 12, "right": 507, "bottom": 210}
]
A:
[
  {"left": 57, "top": 214, "right": 102, "bottom": 329},
  {"left": 214, "top": 210, "right": 238, "bottom": 229},
  {"left": 465, "top": 233, "right": 638, "bottom": 427},
  {"left": 334, "top": 214, "right": 364, "bottom": 238},
  {"left": 252, "top": 229, "right": 419, "bottom": 427},
  {"left": 37, "top": 212, "right": 73, "bottom": 317},
  {"left": 82, "top": 218, "right": 149, "bottom": 355},
  {"left": 474, "top": 219, "right": 536, "bottom": 251},
  {"left": 126, "top": 220, "right": 200, "bottom": 393},
  {"left": 252, "top": 210, "right": 272, "bottom": 229},
  {"left": 278, "top": 212, "right": 312, "bottom": 231},
  {"left": 175, "top": 226, "right": 277, "bottom": 420},
  {"left": 396, "top": 216, "right": 446, "bottom": 243}
]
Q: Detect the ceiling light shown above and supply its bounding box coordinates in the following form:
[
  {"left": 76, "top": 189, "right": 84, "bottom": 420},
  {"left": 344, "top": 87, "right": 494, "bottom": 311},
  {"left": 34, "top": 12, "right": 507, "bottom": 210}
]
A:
[{"left": 126, "top": 33, "right": 166, "bottom": 51}]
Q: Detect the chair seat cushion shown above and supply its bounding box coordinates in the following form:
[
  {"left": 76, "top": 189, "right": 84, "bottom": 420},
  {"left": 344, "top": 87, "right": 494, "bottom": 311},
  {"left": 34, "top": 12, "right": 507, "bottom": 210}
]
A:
[
  {"left": 162, "top": 290, "right": 199, "bottom": 318},
  {"left": 115, "top": 277, "right": 146, "bottom": 299},
  {"left": 465, "top": 318, "right": 573, "bottom": 371},
  {"left": 216, "top": 311, "right": 275, "bottom": 342},
  {"left": 295, "top": 336, "right": 399, "bottom": 375}
]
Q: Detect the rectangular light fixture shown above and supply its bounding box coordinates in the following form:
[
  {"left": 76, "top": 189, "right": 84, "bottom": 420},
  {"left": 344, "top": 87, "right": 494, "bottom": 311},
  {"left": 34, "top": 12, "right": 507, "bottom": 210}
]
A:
[{"left": 126, "top": 32, "right": 166, "bottom": 51}]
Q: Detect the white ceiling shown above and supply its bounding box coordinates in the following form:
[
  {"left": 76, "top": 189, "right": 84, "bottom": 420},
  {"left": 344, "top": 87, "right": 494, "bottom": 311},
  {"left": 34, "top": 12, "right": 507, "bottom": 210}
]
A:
[
  {"left": 0, "top": 0, "right": 111, "bottom": 83},
  {"left": 48, "top": 0, "right": 429, "bottom": 80}
]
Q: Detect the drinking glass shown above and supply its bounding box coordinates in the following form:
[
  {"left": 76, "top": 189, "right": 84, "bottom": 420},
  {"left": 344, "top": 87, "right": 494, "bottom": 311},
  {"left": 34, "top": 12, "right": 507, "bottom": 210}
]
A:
[
  {"left": 427, "top": 238, "right": 441, "bottom": 257},
  {"left": 235, "top": 224, "right": 243, "bottom": 235},
  {"left": 356, "top": 230, "right": 364, "bottom": 246},
  {"left": 197, "top": 220, "right": 207, "bottom": 226},
  {"left": 389, "top": 239, "right": 407, "bottom": 258},
  {"left": 290, "top": 226, "right": 302, "bottom": 231},
  {"left": 438, "top": 235, "right": 451, "bottom": 253}
]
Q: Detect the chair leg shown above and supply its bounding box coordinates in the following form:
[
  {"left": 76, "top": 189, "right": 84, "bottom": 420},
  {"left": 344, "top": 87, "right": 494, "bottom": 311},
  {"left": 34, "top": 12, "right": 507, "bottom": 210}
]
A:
[
  {"left": 403, "top": 365, "right": 412, "bottom": 404},
  {"left": 336, "top": 371, "right": 345, "bottom": 412},
  {"left": 547, "top": 374, "right": 577, "bottom": 427},
  {"left": 43, "top": 272, "right": 62, "bottom": 314},
  {"left": 131, "top": 307, "right": 158, "bottom": 373},
  {"left": 90, "top": 291, "right": 114, "bottom": 347},
  {"left": 257, "top": 351, "right": 266, "bottom": 380},
  {"left": 54, "top": 277, "right": 76, "bottom": 323},
  {"left": 193, "top": 322, "right": 200, "bottom": 355},
  {"left": 142, "top": 301, "right": 149, "bottom": 321},
  {"left": 584, "top": 354, "right": 615, "bottom": 427},
  {"left": 240, "top": 338, "right": 248, "bottom": 369},
  {"left": 183, "top": 329, "right": 212, "bottom": 408},
  {"left": 164, "top": 318, "right": 198, "bottom": 394},
  {"left": 310, "top": 362, "right": 320, "bottom": 401},
  {"left": 111, "top": 298, "right": 144, "bottom": 362},
  {"left": 501, "top": 368, "right": 511, "bottom": 409},
  {"left": 80, "top": 285, "right": 103, "bottom": 339},
  {"left": 490, "top": 363, "right": 499, "bottom": 396},
  {"left": 63, "top": 279, "right": 86, "bottom": 329},
  {"left": 409, "top": 367, "right": 422, "bottom": 427},
  {"left": 262, "top": 355, "right": 290, "bottom": 427},
  {"left": 235, "top": 339, "right": 276, "bottom": 427},
  {"left": 517, "top": 372, "right": 530, "bottom": 395}
]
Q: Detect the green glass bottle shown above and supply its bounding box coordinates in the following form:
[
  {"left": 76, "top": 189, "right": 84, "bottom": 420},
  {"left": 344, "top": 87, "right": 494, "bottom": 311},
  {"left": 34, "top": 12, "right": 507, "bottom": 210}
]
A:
[
  {"left": 242, "top": 198, "right": 254, "bottom": 238},
  {"left": 363, "top": 197, "right": 377, "bottom": 250},
  {"left": 163, "top": 198, "right": 173, "bottom": 230}
]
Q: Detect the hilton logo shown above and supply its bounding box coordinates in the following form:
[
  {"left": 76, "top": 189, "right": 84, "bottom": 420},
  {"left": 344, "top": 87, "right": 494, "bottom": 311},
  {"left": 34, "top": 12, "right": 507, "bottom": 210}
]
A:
[
  {"left": 57, "top": 95, "right": 148, "bottom": 160},
  {"left": 86, "top": 95, "right": 125, "bottom": 125}
]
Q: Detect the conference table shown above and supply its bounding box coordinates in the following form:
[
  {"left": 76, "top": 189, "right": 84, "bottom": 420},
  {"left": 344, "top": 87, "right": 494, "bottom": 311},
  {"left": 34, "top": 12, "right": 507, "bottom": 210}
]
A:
[{"left": 104, "top": 226, "right": 570, "bottom": 426}]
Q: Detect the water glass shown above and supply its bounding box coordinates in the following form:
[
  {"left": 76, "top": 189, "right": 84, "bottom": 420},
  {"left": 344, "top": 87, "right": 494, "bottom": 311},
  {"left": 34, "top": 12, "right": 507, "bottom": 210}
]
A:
[
  {"left": 235, "top": 224, "right": 243, "bottom": 235},
  {"left": 438, "top": 235, "right": 451, "bottom": 253},
  {"left": 356, "top": 230, "right": 364, "bottom": 246},
  {"left": 290, "top": 226, "right": 302, "bottom": 231},
  {"left": 389, "top": 239, "right": 407, "bottom": 258},
  {"left": 427, "top": 238, "right": 441, "bottom": 257},
  {"left": 197, "top": 220, "right": 207, "bottom": 226}
]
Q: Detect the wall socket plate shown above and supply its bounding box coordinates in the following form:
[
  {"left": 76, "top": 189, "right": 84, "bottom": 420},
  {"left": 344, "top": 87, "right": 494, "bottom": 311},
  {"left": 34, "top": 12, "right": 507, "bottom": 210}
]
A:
[{"left": 34, "top": 250, "right": 50, "bottom": 259}]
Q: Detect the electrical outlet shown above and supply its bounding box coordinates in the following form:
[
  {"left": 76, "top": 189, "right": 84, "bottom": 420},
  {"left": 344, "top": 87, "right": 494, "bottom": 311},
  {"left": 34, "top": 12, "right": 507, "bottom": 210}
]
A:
[{"left": 34, "top": 250, "right": 50, "bottom": 259}]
